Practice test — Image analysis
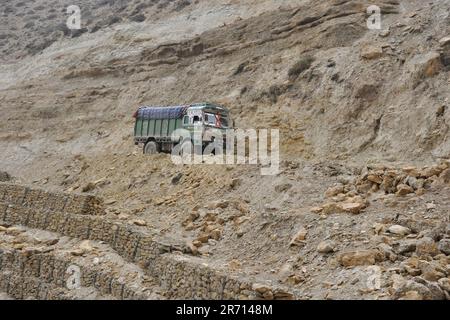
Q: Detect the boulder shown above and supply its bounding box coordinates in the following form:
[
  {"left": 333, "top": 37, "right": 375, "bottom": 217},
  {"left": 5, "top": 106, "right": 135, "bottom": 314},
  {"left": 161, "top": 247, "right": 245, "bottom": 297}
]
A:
[
  {"left": 252, "top": 283, "right": 272, "bottom": 295},
  {"left": 416, "top": 237, "right": 440, "bottom": 257},
  {"left": 418, "top": 260, "right": 446, "bottom": 282},
  {"left": 321, "top": 202, "right": 344, "bottom": 215},
  {"left": 289, "top": 227, "right": 308, "bottom": 246},
  {"left": 438, "top": 278, "right": 450, "bottom": 292},
  {"left": 273, "top": 289, "right": 295, "bottom": 300},
  {"left": 325, "top": 185, "right": 344, "bottom": 197},
  {"left": 439, "top": 37, "right": 450, "bottom": 47},
  {"left": 132, "top": 219, "right": 147, "bottom": 226},
  {"left": 340, "top": 202, "right": 365, "bottom": 214},
  {"left": 437, "top": 239, "right": 450, "bottom": 255},
  {"left": 395, "top": 279, "right": 445, "bottom": 300},
  {"left": 378, "top": 243, "right": 397, "bottom": 262},
  {"left": 407, "top": 52, "right": 442, "bottom": 87},
  {"left": 420, "top": 166, "right": 442, "bottom": 178},
  {"left": 388, "top": 225, "right": 411, "bottom": 236},
  {"left": 402, "top": 166, "right": 420, "bottom": 177},
  {"left": 396, "top": 184, "right": 414, "bottom": 196},
  {"left": 396, "top": 239, "right": 417, "bottom": 255},
  {"left": 210, "top": 228, "right": 222, "bottom": 240},
  {"left": 361, "top": 45, "right": 383, "bottom": 60},
  {"left": 317, "top": 240, "right": 336, "bottom": 254},
  {"left": 367, "top": 174, "right": 383, "bottom": 184},
  {"left": 338, "top": 249, "right": 383, "bottom": 267}
]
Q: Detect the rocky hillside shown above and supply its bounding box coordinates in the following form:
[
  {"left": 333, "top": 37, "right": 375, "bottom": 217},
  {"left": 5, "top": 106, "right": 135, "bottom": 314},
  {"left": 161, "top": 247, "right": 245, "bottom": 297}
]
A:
[
  {"left": 1, "top": 0, "right": 199, "bottom": 60},
  {"left": 0, "top": 0, "right": 449, "bottom": 300}
]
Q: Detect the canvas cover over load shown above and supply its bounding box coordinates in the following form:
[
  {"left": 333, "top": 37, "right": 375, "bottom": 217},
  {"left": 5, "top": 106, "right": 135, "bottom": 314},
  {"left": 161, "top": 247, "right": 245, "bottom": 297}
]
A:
[{"left": 137, "top": 106, "right": 187, "bottom": 120}]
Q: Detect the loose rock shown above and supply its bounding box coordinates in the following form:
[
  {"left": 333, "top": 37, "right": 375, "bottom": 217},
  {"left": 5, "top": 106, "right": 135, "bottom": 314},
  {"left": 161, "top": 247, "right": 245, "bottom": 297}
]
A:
[
  {"left": 317, "top": 240, "right": 336, "bottom": 254},
  {"left": 438, "top": 278, "right": 450, "bottom": 292},
  {"left": 132, "top": 219, "right": 147, "bottom": 226},
  {"left": 340, "top": 202, "right": 365, "bottom": 214},
  {"left": 289, "top": 227, "right": 308, "bottom": 246},
  {"left": 437, "top": 239, "right": 450, "bottom": 255},
  {"left": 388, "top": 225, "right": 411, "bottom": 236},
  {"left": 416, "top": 237, "right": 440, "bottom": 257},
  {"left": 338, "top": 249, "right": 383, "bottom": 267},
  {"left": 394, "top": 278, "right": 445, "bottom": 300},
  {"left": 396, "top": 184, "right": 414, "bottom": 196},
  {"left": 361, "top": 45, "right": 383, "bottom": 60}
]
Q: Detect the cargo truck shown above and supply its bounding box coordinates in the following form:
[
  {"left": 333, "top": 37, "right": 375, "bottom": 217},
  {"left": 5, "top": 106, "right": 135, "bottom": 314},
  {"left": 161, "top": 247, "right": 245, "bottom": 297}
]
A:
[{"left": 133, "top": 103, "right": 232, "bottom": 154}]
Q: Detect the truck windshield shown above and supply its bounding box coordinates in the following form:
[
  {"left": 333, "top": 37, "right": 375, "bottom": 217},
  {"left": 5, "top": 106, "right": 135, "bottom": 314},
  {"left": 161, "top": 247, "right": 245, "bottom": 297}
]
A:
[
  {"left": 205, "top": 113, "right": 229, "bottom": 128},
  {"left": 205, "top": 113, "right": 216, "bottom": 125},
  {"left": 220, "top": 116, "right": 229, "bottom": 128}
]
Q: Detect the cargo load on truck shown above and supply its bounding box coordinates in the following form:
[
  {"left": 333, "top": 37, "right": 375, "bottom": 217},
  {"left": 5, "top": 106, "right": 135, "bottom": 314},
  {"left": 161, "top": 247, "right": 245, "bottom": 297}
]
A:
[{"left": 136, "top": 106, "right": 187, "bottom": 119}]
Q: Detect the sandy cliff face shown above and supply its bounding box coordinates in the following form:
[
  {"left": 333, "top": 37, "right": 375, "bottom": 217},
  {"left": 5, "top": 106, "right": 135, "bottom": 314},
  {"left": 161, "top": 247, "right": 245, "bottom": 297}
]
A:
[
  {"left": 1, "top": 0, "right": 449, "bottom": 176},
  {"left": 0, "top": 0, "right": 449, "bottom": 300}
]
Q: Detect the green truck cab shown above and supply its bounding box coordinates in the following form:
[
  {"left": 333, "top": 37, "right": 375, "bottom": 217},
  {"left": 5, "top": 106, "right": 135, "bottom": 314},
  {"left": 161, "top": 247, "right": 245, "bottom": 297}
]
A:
[{"left": 133, "top": 103, "right": 232, "bottom": 154}]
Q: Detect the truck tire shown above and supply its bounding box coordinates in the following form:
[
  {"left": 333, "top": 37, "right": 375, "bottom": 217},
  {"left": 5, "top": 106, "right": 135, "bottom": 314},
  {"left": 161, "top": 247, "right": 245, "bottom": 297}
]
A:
[
  {"left": 144, "top": 141, "right": 158, "bottom": 154},
  {"left": 179, "top": 139, "right": 193, "bottom": 157}
]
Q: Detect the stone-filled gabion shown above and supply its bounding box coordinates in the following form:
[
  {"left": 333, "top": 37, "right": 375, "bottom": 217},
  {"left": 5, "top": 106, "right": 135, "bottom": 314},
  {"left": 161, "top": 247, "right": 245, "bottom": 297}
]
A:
[{"left": 0, "top": 182, "right": 296, "bottom": 300}]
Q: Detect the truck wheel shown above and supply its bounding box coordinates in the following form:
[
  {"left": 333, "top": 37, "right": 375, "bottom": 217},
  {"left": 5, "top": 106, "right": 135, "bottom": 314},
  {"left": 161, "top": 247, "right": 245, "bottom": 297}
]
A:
[
  {"left": 144, "top": 141, "right": 158, "bottom": 154},
  {"left": 179, "top": 139, "right": 193, "bottom": 157}
]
